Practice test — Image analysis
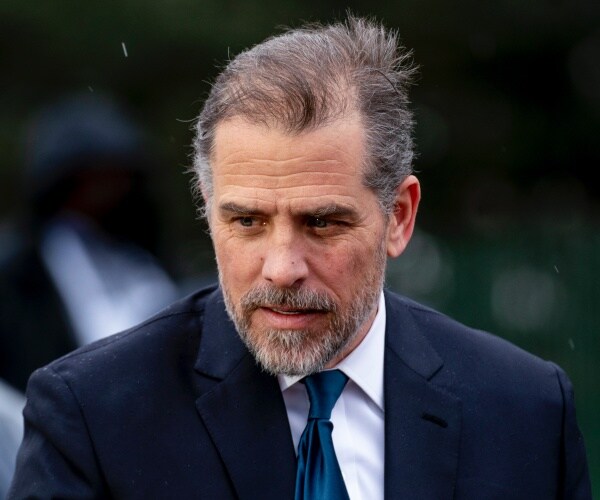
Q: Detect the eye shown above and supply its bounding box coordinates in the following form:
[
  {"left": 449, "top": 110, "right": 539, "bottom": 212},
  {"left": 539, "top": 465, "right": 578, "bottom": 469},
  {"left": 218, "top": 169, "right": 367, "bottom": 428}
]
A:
[
  {"left": 308, "top": 217, "right": 328, "bottom": 228},
  {"left": 232, "top": 216, "right": 266, "bottom": 234},
  {"left": 238, "top": 216, "right": 255, "bottom": 227}
]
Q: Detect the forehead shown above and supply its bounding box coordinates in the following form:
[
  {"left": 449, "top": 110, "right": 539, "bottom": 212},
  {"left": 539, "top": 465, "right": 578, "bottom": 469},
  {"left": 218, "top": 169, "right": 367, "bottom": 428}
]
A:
[{"left": 210, "top": 115, "right": 368, "bottom": 201}]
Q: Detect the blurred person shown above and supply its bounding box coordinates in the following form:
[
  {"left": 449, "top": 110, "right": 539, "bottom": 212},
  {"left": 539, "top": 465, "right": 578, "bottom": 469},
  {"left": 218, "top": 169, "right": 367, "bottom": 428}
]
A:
[
  {"left": 0, "top": 380, "right": 24, "bottom": 500},
  {"left": 0, "top": 91, "right": 179, "bottom": 391},
  {"left": 8, "top": 16, "right": 591, "bottom": 499}
]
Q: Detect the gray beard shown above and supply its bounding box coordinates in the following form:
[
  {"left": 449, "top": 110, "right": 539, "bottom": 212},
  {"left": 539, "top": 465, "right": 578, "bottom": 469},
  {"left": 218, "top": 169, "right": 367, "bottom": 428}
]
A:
[{"left": 219, "top": 244, "right": 386, "bottom": 376}]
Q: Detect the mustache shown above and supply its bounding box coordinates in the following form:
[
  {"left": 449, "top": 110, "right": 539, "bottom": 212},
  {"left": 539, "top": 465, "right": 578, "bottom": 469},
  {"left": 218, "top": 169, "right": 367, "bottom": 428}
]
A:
[{"left": 240, "top": 285, "right": 337, "bottom": 312}]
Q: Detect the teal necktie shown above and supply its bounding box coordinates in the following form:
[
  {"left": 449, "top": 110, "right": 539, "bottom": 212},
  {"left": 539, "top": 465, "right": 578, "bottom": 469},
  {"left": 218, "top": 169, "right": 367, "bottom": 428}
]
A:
[{"left": 294, "top": 370, "right": 350, "bottom": 500}]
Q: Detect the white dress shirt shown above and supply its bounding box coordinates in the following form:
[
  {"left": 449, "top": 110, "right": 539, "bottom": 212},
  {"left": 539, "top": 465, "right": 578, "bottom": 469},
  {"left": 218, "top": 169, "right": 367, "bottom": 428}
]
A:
[{"left": 279, "top": 292, "right": 386, "bottom": 500}]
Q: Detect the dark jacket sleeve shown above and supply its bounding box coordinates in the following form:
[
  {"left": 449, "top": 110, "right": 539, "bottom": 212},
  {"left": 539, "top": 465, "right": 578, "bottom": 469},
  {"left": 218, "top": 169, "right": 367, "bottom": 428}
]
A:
[
  {"left": 7, "top": 366, "right": 108, "bottom": 499},
  {"left": 551, "top": 363, "right": 592, "bottom": 500}
]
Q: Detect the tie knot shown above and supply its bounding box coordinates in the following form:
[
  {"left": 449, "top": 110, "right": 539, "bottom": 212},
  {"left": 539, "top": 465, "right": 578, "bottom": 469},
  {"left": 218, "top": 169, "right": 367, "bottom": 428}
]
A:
[{"left": 303, "top": 370, "right": 348, "bottom": 420}]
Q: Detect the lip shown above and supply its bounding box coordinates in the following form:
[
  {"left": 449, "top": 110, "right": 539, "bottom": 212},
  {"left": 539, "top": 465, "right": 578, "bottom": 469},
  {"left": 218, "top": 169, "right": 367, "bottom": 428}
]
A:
[
  {"left": 270, "top": 308, "right": 302, "bottom": 315},
  {"left": 256, "top": 306, "right": 327, "bottom": 329}
]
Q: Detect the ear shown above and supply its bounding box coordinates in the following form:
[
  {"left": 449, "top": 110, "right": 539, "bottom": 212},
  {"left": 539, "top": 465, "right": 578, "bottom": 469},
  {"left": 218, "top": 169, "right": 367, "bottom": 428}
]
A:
[{"left": 386, "top": 175, "right": 421, "bottom": 258}]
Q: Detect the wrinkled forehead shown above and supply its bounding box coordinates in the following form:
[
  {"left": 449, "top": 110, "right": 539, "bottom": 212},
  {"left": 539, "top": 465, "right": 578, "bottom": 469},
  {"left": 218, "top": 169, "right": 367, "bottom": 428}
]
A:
[
  {"left": 209, "top": 115, "right": 381, "bottom": 223},
  {"left": 211, "top": 112, "right": 366, "bottom": 172},
  {"left": 208, "top": 114, "right": 368, "bottom": 202}
]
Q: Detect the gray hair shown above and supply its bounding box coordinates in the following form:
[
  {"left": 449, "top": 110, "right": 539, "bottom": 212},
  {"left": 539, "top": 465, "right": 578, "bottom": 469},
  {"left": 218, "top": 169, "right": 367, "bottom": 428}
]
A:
[{"left": 192, "top": 15, "right": 417, "bottom": 215}]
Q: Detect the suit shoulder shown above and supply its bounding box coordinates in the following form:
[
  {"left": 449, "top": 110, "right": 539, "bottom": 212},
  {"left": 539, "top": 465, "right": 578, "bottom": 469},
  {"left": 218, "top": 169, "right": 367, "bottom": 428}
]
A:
[
  {"left": 35, "top": 284, "right": 219, "bottom": 382},
  {"left": 384, "top": 289, "right": 557, "bottom": 382}
]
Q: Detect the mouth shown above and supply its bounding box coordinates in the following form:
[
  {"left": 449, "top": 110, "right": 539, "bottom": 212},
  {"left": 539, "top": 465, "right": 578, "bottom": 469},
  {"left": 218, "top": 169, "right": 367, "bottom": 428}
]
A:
[
  {"left": 263, "top": 306, "right": 324, "bottom": 315},
  {"left": 270, "top": 308, "right": 302, "bottom": 315},
  {"left": 255, "top": 306, "right": 327, "bottom": 329}
]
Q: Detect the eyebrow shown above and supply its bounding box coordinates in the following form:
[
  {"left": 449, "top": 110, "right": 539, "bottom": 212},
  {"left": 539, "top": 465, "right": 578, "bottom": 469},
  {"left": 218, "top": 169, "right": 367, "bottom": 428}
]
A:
[
  {"left": 217, "top": 201, "right": 359, "bottom": 220},
  {"left": 218, "top": 201, "right": 261, "bottom": 215},
  {"left": 310, "top": 204, "right": 358, "bottom": 219}
]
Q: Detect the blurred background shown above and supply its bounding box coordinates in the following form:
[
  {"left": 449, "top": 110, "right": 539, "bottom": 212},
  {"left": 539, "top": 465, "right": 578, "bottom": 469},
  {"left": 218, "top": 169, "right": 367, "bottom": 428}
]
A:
[{"left": 0, "top": 0, "right": 598, "bottom": 494}]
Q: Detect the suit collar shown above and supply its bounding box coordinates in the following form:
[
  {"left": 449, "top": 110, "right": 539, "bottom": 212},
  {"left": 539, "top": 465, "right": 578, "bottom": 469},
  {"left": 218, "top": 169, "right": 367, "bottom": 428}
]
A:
[
  {"left": 194, "top": 288, "right": 297, "bottom": 499},
  {"left": 383, "top": 291, "right": 444, "bottom": 380},
  {"left": 193, "top": 288, "right": 248, "bottom": 380},
  {"left": 383, "top": 291, "right": 461, "bottom": 499}
]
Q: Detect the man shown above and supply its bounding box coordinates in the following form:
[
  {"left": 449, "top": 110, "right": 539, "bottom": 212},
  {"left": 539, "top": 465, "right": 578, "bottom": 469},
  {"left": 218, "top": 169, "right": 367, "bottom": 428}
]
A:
[
  {"left": 9, "top": 16, "right": 591, "bottom": 499},
  {"left": 0, "top": 92, "right": 179, "bottom": 392}
]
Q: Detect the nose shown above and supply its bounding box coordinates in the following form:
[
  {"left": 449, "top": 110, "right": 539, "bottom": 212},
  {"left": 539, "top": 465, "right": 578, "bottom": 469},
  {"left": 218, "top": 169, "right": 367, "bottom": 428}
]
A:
[{"left": 261, "top": 226, "right": 308, "bottom": 288}]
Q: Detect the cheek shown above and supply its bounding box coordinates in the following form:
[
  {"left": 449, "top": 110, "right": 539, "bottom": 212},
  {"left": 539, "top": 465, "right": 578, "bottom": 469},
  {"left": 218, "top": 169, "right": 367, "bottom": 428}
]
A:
[
  {"left": 311, "top": 242, "right": 364, "bottom": 286},
  {"left": 334, "top": 236, "right": 384, "bottom": 284},
  {"left": 214, "top": 240, "right": 262, "bottom": 286}
]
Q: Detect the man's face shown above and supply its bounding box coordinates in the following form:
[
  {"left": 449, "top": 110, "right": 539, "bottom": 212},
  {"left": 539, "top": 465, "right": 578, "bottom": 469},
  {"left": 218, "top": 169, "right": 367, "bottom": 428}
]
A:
[{"left": 207, "top": 114, "right": 413, "bottom": 376}]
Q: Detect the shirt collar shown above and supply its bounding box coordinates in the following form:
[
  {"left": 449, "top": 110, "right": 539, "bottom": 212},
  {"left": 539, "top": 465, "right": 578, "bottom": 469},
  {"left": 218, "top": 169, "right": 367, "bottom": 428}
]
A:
[{"left": 278, "top": 291, "right": 386, "bottom": 411}]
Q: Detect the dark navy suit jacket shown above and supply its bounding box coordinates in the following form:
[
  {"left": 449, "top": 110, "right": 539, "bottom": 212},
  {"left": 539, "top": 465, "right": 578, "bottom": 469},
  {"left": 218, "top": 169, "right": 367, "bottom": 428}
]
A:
[{"left": 8, "top": 286, "right": 592, "bottom": 499}]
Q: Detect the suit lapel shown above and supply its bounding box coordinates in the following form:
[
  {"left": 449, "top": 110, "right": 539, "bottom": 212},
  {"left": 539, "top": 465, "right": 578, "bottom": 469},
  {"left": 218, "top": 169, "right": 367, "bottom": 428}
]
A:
[
  {"left": 384, "top": 293, "right": 462, "bottom": 500},
  {"left": 193, "top": 289, "right": 297, "bottom": 500},
  {"left": 193, "top": 289, "right": 462, "bottom": 499}
]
